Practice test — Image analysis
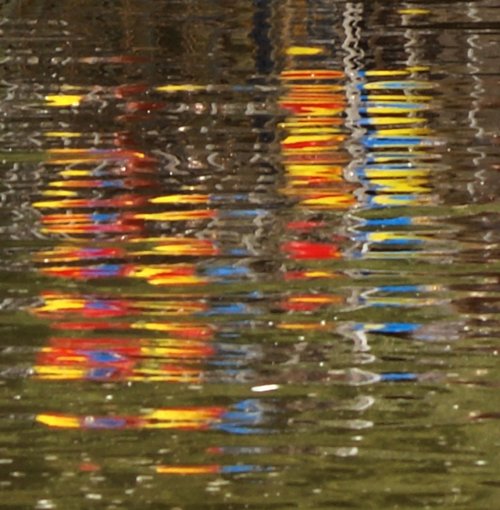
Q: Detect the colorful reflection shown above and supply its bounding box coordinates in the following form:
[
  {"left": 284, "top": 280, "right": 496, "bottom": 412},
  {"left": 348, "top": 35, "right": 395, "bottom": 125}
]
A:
[
  {"left": 273, "top": 36, "right": 355, "bottom": 332},
  {"left": 37, "top": 399, "right": 267, "bottom": 434},
  {"left": 156, "top": 464, "right": 263, "bottom": 475},
  {"left": 279, "top": 61, "right": 355, "bottom": 215},
  {"left": 31, "top": 78, "right": 267, "bottom": 469},
  {"left": 157, "top": 444, "right": 272, "bottom": 475},
  {"left": 26, "top": 4, "right": 449, "bottom": 487},
  {"left": 274, "top": 57, "right": 447, "bottom": 346},
  {"left": 33, "top": 335, "right": 214, "bottom": 382},
  {"left": 349, "top": 66, "right": 441, "bottom": 255}
]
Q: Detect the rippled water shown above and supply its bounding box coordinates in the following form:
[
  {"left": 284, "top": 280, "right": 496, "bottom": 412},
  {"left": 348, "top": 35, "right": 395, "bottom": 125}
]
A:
[{"left": 1, "top": 1, "right": 500, "bottom": 508}]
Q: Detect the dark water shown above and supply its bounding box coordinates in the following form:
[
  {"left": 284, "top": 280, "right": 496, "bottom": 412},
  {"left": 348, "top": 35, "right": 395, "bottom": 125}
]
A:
[{"left": 1, "top": 0, "right": 500, "bottom": 508}]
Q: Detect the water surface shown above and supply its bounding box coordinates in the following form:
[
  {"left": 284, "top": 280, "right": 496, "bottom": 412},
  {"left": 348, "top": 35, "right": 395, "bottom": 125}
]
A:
[{"left": 1, "top": 1, "right": 500, "bottom": 509}]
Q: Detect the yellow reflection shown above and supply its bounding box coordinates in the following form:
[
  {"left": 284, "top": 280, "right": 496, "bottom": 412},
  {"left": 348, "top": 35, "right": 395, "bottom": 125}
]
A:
[
  {"left": 364, "top": 67, "right": 430, "bottom": 76},
  {"left": 39, "top": 190, "right": 78, "bottom": 198},
  {"left": 34, "top": 365, "right": 87, "bottom": 381},
  {"left": 300, "top": 194, "right": 355, "bottom": 208},
  {"left": 150, "top": 194, "right": 209, "bottom": 204},
  {"left": 132, "top": 322, "right": 212, "bottom": 339},
  {"left": 36, "top": 406, "right": 226, "bottom": 430},
  {"left": 290, "top": 270, "right": 337, "bottom": 279},
  {"left": 398, "top": 8, "right": 430, "bottom": 15},
  {"left": 286, "top": 164, "right": 343, "bottom": 178},
  {"left": 145, "top": 408, "right": 221, "bottom": 429},
  {"left": 277, "top": 322, "right": 328, "bottom": 331},
  {"left": 129, "top": 237, "right": 218, "bottom": 257},
  {"left": 156, "top": 84, "right": 205, "bottom": 93},
  {"left": 282, "top": 134, "right": 345, "bottom": 148},
  {"left": 363, "top": 70, "right": 409, "bottom": 77},
  {"left": 366, "top": 94, "right": 432, "bottom": 102},
  {"left": 363, "top": 80, "right": 435, "bottom": 90},
  {"left": 157, "top": 465, "right": 219, "bottom": 475},
  {"left": 286, "top": 46, "right": 324, "bottom": 56},
  {"left": 45, "top": 95, "right": 83, "bottom": 107},
  {"left": 34, "top": 296, "right": 87, "bottom": 314},
  {"left": 133, "top": 210, "right": 214, "bottom": 221},
  {"left": 364, "top": 232, "right": 424, "bottom": 243},
  {"left": 283, "top": 126, "right": 342, "bottom": 135},
  {"left": 59, "top": 169, "right": 91, "bottom": 177},
  {"left": 370, "top": 195, "right": 431, "bottom": 206},
  {"left": 44, "top": 131, "right": 82, "bottom": 138},
  {"left": 130, "top": 266, "right": 209, "bottom": 286},
  {"left": 46, "top": 148, "right": 147, "bottom": 164},
  {"left": 374, "top": 127, "right": 431, "bottom": 137},
  {"left": 362, "top": 168, "right": 430, "bottom": 178},
  {"left": 37, "top": 414, "right": 80, "bottom": 428},
  {"left": 367, "top": 178, "right": 430, "bottom": 193},
  {"left": 129, "top": 368, "right": 201, "bottom": 383},
  {"left": 361, "top": 117, "right": 426, "bottom": 126}
]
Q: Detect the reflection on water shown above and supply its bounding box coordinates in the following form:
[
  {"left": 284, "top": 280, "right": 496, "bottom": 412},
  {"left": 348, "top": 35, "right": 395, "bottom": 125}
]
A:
[{"left": 1, "top": 1, "right": 500, "bottom": 508}]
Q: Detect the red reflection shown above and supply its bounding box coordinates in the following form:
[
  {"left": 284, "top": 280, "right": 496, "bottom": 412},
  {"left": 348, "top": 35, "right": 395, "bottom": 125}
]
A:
[{"left": 281, "top": 240, "right": 340, "bottom": 260}]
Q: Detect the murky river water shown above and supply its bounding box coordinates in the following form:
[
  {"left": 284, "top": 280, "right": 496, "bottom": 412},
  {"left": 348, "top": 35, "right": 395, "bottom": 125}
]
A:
[{"left": 1, "top": 1, "right": 500, "bottom": 508}]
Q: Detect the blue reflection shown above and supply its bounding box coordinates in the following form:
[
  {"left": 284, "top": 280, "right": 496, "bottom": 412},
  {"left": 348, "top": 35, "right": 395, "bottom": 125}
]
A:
[{"left": 217, "top": 399, "right": 267, "bottom": 435}]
